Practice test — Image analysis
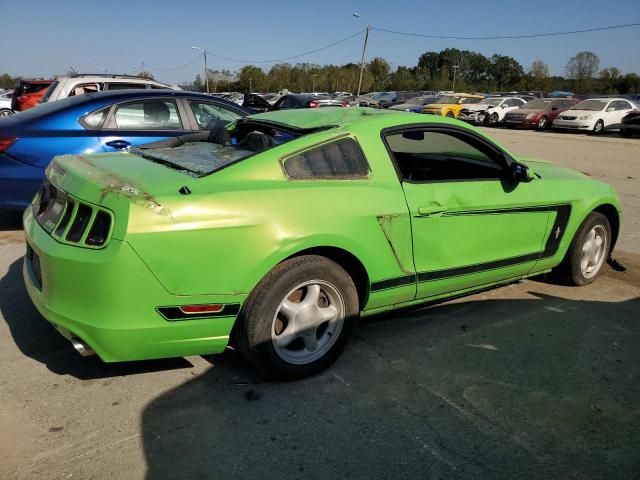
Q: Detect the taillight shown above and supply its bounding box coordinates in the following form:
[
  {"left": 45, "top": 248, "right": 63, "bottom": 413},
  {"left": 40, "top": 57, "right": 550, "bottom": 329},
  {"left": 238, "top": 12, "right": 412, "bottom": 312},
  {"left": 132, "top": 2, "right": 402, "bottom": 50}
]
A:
[
  {"left": 342, "top": 101, "right": 349, "bottom": 107},
  {"left": 309, "top": 100, "right": 319, "bottom": 108},
  {"left": 19, "top": 96, "right": 27, "bottom": 103},
  {"left": 0, "top": 136, "right": 17, "bottom": 152}
]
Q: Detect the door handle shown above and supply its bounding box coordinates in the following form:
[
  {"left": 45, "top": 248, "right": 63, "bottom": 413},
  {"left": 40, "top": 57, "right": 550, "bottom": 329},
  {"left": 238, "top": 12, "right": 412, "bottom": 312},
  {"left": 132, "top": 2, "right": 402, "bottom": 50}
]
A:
[
  {"left": 417, "top": 204, "right": 446, "bottom": 217},
  {"left": 105, "top": 140, "right": 131, "bottom": 149}
]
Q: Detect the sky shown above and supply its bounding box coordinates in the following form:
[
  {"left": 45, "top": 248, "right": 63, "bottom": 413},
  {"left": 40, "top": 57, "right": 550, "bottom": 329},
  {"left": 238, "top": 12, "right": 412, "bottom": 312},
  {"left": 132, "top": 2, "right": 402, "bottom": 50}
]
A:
[{"left": 1, "top": 0, "right": 639, "bottom": 85}]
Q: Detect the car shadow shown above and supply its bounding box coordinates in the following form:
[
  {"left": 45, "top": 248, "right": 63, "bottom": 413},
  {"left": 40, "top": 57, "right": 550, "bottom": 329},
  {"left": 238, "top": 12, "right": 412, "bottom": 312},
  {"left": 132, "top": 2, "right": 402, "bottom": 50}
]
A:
[
  {"left": 0, "top": 211, "right": 23, "bottom": 231},
  {"left": 140, "top": 286, "right": 640, "bottom": 479},
  {"left": 0, "top": 258, "right": 192, "bottom": 380}
]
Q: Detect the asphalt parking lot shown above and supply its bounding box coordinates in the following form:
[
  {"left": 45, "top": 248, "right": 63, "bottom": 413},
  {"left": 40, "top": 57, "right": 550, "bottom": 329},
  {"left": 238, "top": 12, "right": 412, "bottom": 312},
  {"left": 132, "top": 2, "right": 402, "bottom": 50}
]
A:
[{"left": 1, "top": 129, "right": 639, "bottom": 480}]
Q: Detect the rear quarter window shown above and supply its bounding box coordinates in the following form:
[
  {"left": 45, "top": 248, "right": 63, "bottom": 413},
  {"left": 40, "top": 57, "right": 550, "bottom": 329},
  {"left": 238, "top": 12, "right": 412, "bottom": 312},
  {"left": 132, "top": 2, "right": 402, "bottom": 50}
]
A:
[{"left": 283, "top": 138, "right": 369, "bottom": 179}]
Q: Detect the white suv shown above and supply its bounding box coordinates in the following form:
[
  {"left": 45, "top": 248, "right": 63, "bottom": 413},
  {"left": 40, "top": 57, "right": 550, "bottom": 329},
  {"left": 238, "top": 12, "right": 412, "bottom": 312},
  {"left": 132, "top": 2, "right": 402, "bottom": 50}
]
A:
[{"left": 39, "top": 74, "right": 181, "bottom": 104}]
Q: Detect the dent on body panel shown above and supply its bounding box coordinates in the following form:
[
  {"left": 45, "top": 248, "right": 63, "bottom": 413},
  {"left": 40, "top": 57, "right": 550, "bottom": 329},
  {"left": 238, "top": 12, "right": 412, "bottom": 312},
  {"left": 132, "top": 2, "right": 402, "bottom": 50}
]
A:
[{"left": 377, "top": 213, "right": 414, "bottom": 273}]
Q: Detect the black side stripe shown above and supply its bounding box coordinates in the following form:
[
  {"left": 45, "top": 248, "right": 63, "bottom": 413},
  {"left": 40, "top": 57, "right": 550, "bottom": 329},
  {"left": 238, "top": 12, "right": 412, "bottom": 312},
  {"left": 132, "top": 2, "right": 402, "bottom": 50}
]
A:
[
  {"left": 371, "top": 204, "right": 571, "bottom": 292},
  {"left": 157, "top": 304, "right": 241, "bottom": 321}
]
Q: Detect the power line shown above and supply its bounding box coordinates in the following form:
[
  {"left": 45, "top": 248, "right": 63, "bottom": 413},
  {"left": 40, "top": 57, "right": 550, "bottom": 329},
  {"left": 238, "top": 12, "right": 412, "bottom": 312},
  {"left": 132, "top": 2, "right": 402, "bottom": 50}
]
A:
[
  {"left": 371, "top": 21, "right": 640, "bottom": 40},
  {"left": 145, "top": 54, "right": 203, "bottom": 72},
  {"left": 205, "top": 29, "right": 365, "bottom": 64}
]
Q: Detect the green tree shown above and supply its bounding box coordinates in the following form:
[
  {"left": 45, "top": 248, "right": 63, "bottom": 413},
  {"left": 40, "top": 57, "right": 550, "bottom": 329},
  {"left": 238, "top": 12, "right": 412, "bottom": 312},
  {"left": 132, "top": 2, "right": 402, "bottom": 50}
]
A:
[
  {"left": 192, "top": 74, "right": 204, "bottom": 92},
  {"left": 488, "top": 55, "right": 524, "bottom": 90},
  {"left": 0, "top": 74, "right": 15, "bottom": 90},
  {"left": 367, "top": 57, "right": 390, "bottom": 91}
]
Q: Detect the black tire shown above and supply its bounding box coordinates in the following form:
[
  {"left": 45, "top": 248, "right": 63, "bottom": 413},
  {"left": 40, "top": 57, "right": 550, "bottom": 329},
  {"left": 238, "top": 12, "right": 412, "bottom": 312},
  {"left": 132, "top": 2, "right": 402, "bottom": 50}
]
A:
[
  {"left": 490, "top": 112, "right": 499, "bottom": 125},
  {"left": 446, "top": 111, "right": 455, "bottom": 118},
  {"left": 237, "top": 255, "right": 359, "bottom": 380},
  {"left": 592, "top": 120, "right": 604, "bottom": 135},
  {"left": 619, "top": 128, "right": 631, "bottom": 138},
  {"left": 553, "top": 212, "right": 611, "bottom": 286},
  {"left": 537, "top": 116, "right": 548, "bottom": 130}
]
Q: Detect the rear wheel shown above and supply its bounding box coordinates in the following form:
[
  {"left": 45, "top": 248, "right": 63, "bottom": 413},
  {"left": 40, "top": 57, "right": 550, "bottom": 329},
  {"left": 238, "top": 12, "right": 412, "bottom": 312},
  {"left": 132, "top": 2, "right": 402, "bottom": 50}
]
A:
[
  {"left": 446, "top": 111, "right": 455, "bottom": 118},
  {"left": 0, "top": 108, "right": 14, "bottom": 117},
  {"left": 237, "top": 255, "right": 359, "bottom": 380},
  {"left": 554, "top": 212, "right": 611, "bottom": 286}
]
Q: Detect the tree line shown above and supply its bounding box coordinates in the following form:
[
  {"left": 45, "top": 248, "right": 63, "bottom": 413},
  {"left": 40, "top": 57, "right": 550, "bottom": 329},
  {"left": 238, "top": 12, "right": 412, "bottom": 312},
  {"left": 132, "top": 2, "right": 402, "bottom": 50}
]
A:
[
  {"left": 197, "top": 49, "right": 639, "bottom": 95},
  {"left": 1, "top": 49, "right": 638, "bottom": 95}
]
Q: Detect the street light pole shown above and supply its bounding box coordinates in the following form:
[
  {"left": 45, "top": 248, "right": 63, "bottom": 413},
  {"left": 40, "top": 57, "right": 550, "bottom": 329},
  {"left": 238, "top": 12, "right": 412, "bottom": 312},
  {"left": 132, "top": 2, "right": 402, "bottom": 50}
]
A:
[
  {"left": 191, "top": 46, "right": 210, "bottom": 93},
  {"left": 353, "top": 13, "right": 369, "bottom": 97},
  {"left": 452, "top": 65, "right": 459, "bottom": 92}
]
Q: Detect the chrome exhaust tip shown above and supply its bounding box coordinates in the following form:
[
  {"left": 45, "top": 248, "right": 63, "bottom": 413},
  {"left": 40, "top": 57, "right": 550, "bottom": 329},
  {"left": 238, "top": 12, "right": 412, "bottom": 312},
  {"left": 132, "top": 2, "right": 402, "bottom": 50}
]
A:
[{"left": 71, "top": 338, "right": 95, "bottom": 357}]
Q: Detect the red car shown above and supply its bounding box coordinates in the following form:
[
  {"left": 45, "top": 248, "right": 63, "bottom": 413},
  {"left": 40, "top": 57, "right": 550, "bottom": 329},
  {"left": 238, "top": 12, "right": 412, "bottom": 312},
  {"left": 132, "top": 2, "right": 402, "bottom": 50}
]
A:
[
  {"left": 504, "top": 98, "right": 579, "bottom": 130},
  {"left": 11, "top": 79, "right": 54, "bottom": 112}
]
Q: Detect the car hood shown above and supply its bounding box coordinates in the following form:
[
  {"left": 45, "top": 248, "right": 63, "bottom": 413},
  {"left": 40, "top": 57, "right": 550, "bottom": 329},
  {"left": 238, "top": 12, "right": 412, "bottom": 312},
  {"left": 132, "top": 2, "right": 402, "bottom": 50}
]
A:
[
  {"left": 461, "top": 104, "right": 495, "bottom": 112},
  {"left": 517, "top": 156, "right": 588, "bottom": 180},
  {"left": 507, "top": 108, "right": 544, "bottom": 115}
]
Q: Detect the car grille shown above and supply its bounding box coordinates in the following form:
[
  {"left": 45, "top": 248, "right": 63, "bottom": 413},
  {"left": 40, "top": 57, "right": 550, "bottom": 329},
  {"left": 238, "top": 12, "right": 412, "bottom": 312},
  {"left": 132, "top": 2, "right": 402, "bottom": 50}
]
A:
[
  {"left": 507, "top": 113, "right": 526, "bottom": 120},
  {"left": 33, "top": 179, "right": 113, "bottom": 248},
  {"left": 26, "top": 244, "right": 42, "bottom": 290},
  {"left": 561, "top": 116, "right": 577, "bottom": 120}
]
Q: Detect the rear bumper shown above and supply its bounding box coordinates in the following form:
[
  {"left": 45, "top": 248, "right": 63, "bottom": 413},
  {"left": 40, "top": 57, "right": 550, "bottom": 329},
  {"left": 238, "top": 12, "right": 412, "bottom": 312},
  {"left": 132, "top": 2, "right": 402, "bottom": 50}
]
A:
[
  {"left": 23, "top": 207, "right": 245, "bottom": 362},
  {"left": 0, "top": 154, "right": 44, "bottom": 210}
]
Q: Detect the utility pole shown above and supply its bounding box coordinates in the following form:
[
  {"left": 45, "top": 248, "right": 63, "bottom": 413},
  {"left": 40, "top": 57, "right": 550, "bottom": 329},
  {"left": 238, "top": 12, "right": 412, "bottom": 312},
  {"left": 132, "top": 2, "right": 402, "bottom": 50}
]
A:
[
  {"left": 249, "top": 77, "right": 252, "bottom": 93},
  {"left": 353, "top": 13, "right": 369, "bottom": 97},
  {"left": 312, "top": 74, "right": 317, "bottom": 93},
  {"left": 452, "top": 65, "right": 459, "bottom": 92},
  {"left": 191, "top": 46, "right": 210, "bottom": 93}
]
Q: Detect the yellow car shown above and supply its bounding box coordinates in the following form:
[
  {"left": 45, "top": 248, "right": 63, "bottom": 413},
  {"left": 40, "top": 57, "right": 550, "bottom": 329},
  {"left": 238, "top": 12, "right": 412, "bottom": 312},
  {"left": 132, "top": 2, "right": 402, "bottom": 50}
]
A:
[{"left": 423, "top": 93, "right": 484, "bottom": 118}]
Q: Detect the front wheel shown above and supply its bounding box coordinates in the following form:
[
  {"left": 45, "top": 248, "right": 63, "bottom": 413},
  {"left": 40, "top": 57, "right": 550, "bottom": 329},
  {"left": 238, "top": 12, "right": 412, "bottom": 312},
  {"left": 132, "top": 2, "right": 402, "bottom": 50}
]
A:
[
  {"left": 537, "top": 116, "right": 548, "bottom": 129},
  {"left": 592, "top": 120, "right": 604, "bottom": 135},
  {"left": 237, "top": 255, "right": 359, "bottom": 380},
  {"left": 490, "top": 112, "right": 499, "bottom": 125},
  {"left": 0, "top": 108, "right": 14, "bottom": 117},
  {"left": 554, "top": 212, "right": 611, "bottom": 286},
  {"left": 446, "top": 111, "right": 455, "bottom": 118}
]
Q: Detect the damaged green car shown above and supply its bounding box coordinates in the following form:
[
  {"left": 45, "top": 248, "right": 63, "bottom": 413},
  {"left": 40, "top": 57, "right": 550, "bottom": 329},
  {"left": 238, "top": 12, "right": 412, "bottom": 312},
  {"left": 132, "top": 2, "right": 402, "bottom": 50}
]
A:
[{"left": 23, "top": 108, "right": 621, "bottom": 379}]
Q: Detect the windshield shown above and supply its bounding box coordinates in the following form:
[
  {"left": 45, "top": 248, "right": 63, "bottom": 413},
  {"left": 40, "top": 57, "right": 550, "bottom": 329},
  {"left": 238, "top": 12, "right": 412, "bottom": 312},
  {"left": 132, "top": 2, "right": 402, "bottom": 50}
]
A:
[
  {"left": 573, "top": 100, "right": 608, "bottom": 111},
  {"left": 522, "top": 99, "right": 552, "bottom": 109}
]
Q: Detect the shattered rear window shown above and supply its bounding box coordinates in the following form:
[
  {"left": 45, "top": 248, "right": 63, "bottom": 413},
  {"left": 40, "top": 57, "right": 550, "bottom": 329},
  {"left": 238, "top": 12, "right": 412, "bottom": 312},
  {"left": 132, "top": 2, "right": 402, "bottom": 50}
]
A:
[{"left": 131, "top": 143, "right": 254, "bottom": 178}]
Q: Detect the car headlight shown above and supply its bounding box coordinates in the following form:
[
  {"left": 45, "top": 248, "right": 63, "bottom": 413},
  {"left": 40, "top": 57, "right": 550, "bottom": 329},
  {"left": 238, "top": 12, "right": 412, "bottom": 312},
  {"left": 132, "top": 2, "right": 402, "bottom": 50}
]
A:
[
  {"left": 526, "top": 113, "right": 536, "bottom": 119},
  {"left": 579, "top": 115, "right": 592, "bottom": 120}
]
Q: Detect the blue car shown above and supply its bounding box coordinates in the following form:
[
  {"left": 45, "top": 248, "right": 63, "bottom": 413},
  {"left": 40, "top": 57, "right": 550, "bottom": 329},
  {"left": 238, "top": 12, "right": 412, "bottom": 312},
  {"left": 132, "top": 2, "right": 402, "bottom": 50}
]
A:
[{"left": 0, "top": 90, "right": 251, "bottom": 210}]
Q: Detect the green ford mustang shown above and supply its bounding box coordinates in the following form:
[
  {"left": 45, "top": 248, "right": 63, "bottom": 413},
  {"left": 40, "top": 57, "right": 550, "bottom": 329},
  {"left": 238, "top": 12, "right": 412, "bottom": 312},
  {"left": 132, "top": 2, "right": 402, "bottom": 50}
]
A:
[{"left": 23, "top": 108, "right": 622, "bottom": 379}]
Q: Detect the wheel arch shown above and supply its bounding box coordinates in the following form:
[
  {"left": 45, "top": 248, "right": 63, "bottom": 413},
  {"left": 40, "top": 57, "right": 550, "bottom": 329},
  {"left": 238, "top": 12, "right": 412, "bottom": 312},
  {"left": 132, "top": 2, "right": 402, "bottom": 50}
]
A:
[
  {"left": 593, "top": 203, "right": 620, "bottom": 253},
  {"left": 283, "top": 246, "right": 370, "bottom": 310}
]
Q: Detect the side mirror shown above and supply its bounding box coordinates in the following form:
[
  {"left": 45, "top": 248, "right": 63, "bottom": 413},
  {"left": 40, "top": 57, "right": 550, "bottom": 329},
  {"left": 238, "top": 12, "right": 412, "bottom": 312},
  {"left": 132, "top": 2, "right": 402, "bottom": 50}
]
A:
[{"left": 511, "top": 163, "right": 534, "bottom": 182}]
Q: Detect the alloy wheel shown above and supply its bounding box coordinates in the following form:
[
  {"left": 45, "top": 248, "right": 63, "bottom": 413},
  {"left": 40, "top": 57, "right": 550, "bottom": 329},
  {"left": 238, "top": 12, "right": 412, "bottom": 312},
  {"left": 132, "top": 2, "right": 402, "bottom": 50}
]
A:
[
  {"left": 580, "top": 225, "right": 608, "bottom": 279},
  {"left": 271, "top": 280, "right": 345, "bottom": 365}
]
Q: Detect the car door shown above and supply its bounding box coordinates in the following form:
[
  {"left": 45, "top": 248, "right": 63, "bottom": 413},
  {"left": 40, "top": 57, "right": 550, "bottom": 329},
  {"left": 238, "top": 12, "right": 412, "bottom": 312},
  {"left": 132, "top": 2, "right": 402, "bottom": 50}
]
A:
[
  {"left": 607, "top": 100, "right": 634, "bottom": 129},
  {"left": 384, "top": 125, "right": 552, "bottom": 299},
  {"left": 99, "top": 98, "right": 190, "bottom": 151}
]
